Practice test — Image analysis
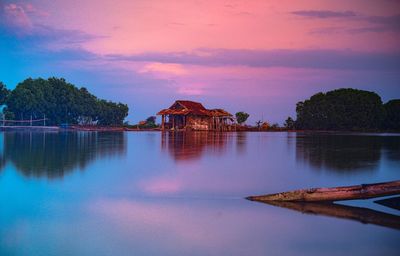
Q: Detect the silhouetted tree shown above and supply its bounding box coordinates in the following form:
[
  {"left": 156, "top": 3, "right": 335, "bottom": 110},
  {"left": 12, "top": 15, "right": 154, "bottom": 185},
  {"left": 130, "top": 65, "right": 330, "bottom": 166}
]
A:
[
  {"left": 235, "top": 111, "right": 249, "bottom": 125},
  {"left": 255, "top": 120, "right": 263, "bottom": 129},
  {"left": 0, "top": 82, "right": 10, "bottom": 105},
  {"left": 383, "top": 99, "right": 400, "bottom": 131},
  {"left": 144, "top": 116, "right": 157, "bottom": 128},
  {"left": 271, "top": 123, "right": 280, "bottom": 130},
  {"left": 295, "top": 88, "right": 384, "bottom": 130},
  {"left": 284, "top": 116, "right": 295, "bottom": 130},
  {"left": 146, "top": 116, "right": 156, "bottom": 124},
  {"left": 5, "top": 77, "right": 129, "bottom": 125}
]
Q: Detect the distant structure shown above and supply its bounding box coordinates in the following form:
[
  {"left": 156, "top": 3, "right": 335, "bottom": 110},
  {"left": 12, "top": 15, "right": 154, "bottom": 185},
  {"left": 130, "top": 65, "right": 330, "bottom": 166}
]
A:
[{"left": 157, "top": 100, "right": 233, "bottom": 131}]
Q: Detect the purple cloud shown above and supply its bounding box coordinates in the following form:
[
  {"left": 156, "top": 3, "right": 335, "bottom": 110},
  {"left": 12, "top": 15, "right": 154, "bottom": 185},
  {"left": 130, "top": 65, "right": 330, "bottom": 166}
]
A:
[
  {"left": 1, "top": 3, "right": 33, "bottom": 32},
  {"left": 309, "top": 26, "right": 344, "bottom": 35},
  {"left": 32, "top": 24, "right": 105, "bottom": 44},
  {"left": 362, "top": 14, "right": 400, "bottom": 32},
  {"left": 106, "top": 48, "right": 400, "bottom": 71},
  {"left": 292, "top": 10, "right": 400, "bottom": 33},
  {"left": 291, "top": 10, "right": 357, "bottom": 19},
  {"left": 0, "top": 2, "right": 103, "bottom": 44}
]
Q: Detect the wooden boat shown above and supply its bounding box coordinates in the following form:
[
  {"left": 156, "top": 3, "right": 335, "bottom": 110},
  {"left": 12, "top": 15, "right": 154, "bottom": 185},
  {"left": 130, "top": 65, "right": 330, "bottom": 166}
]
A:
[{"left": 246, "top": 180, "right": 400, "bottom": 202}]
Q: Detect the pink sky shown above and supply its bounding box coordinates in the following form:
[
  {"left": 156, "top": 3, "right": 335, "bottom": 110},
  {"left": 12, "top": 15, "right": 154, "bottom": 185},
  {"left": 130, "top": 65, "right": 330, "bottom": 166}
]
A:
[
  {"left": 1, "top": 0, "right": 400, "bottom": 123},
  {"left": 34, "top": 0, "right": 400, "bottom": 52}
]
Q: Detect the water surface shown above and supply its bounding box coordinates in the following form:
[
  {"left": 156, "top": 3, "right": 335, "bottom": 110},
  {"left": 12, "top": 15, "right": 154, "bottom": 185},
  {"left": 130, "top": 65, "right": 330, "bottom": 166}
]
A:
[{"left": 0, "top": 131, "right": 399, "bottom": 255}]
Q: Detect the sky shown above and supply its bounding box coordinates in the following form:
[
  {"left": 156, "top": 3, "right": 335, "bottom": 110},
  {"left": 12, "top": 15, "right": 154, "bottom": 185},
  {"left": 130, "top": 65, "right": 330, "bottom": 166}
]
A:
[{"left": 0, "top": 0, "right": 399, "bottom": 124}]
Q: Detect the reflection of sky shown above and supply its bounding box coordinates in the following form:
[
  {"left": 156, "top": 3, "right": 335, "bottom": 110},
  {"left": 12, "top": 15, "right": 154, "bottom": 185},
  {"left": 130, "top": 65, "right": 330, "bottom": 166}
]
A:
[{"left": 0, "top": 132, "right": 400, "bottom": 255}]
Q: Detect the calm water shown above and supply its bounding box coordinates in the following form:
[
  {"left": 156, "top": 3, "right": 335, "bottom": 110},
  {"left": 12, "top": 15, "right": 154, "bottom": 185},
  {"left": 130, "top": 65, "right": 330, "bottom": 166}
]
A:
[{"left": 0, "top": 131, "right": 399, "bottom": 256}]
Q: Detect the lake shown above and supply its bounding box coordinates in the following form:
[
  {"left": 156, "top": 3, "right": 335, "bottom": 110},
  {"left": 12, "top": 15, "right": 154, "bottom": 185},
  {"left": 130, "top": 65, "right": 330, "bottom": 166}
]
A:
[{"left": 0, "top": 131, "right": 399, "bottom": 256}]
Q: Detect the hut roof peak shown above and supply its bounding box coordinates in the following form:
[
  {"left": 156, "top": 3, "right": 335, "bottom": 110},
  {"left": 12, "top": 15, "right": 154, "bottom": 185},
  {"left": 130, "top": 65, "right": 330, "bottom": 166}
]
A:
[
  {"left": 174, "top": 100, "right": 207, "bottom": 111},
  {"left": 157, "top": 100, "right": 232, "bottom": 117}
]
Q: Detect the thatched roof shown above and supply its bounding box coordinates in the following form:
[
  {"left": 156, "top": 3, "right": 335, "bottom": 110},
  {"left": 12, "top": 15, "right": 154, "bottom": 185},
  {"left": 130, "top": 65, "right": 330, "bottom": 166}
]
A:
[
  {"left": 209, "top": 109, "right": 233, "bottom": 117},
  {"left": 157, "top": 100, "right": 232, "bottom": 117}
]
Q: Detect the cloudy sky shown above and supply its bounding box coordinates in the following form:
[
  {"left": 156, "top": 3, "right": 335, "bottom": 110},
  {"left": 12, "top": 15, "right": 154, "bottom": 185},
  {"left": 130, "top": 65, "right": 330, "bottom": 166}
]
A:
[{"left": 0, "top": 0, "right": 399, "bottom": 123}]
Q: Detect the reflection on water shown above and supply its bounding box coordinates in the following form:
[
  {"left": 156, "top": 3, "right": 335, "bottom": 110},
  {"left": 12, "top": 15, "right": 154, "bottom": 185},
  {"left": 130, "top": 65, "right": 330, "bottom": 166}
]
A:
[
  {"left": 384, "top": 138, "right": 400, "bottom": 162},
  {"left": 236, "top": 132, "right": 247, "bottom": 153},
  {"left": 160, "top": 132, "right": 251, "bottom": 162},
  {"left": 0, "top": 131, "right": 399, "bottom": 256},
  {"left": 258, "top": 200, "right": 400, "bottom": 231},
  {"left": 161, "top": 132, "right": 229, "bottom": 162},
  {"left": 295, "top": 133, "right": 400, "bottom": 172},
  {"left": 0, "top": 132, "right": 126, "bottom": 179}
]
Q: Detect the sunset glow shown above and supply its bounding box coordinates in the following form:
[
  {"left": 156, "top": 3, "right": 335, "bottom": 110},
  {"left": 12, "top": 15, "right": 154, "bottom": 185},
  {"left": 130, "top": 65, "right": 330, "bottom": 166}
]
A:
[{"left": 1, "top": 0, "right": 399, "bottom": 123}]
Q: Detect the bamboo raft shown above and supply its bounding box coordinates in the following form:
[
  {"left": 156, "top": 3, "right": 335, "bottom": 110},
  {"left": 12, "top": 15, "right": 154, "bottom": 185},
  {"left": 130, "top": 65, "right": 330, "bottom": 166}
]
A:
[{"left": 246, "top": 180, "right": 400, "bottom": 202}]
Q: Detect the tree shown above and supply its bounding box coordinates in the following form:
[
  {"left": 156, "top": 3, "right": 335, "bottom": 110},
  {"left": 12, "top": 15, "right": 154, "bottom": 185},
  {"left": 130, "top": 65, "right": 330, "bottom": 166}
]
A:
[
  {"left": 255, "top": 120, "right": 263, "bottom": 129},
  {"left": 6, "top": 77, "right": 129, "bottom": 126},
  {"left": 235, "top": 111, "right": 249, "bottom": 125},
  {"left": 271, "top": 123, "right": 280, "bottom": 130},
  {"left": 284, "top": 117, "right": 295, "bottom": 130},
  {"left": 77, "top": 87, "right": 98, "bottom": 124},
  {"left": 295, "top": 88, "right": 384, "bottom": 131},
  {"left": 5, "top": 78, "right": 47, "bottom": 121},
  {"left": 383, "top": 99, "right": 400, "bottom": 131},
  {"left": 96, "top": 100, "right": 129, "bottom": 126},
  {"left": 146, "top": 116, "right": 156, "bottom": 124},
  {"left": 0, "top": 82, "right": 10, "bottom": 105},
  {"left": 146, "top": 116, "right": 156, "bottom": 125}
]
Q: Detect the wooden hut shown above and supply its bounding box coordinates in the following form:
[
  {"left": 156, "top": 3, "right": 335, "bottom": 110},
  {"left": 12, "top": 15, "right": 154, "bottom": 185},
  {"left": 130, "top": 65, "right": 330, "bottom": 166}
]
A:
[
  {"left": 157, "top": 100, "right": 233, "bottom": 131},
  {"left": 209, "top": 109, "right": 234, "bottom": 131}
]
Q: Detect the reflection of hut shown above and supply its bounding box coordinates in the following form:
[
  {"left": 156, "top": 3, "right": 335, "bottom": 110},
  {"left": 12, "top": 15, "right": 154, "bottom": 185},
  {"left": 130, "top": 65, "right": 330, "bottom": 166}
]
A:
[
  {"left": 157, "top": 100, "right": 233, "bottom": 131},
  {"left": 161, "top": 132, "right": 228, "bottom": 161}
]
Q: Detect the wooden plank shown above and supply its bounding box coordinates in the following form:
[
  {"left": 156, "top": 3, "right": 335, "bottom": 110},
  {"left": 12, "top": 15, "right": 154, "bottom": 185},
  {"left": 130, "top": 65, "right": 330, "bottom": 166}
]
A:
[
  {"left": 246, "top": 180, "right": 400, "bottom": 202},
  {"left": 0, "top": 126, "right": 60, "bottom": 131},
  {"left": 257, "top": 201, "right": 400, "bottom": 231}
]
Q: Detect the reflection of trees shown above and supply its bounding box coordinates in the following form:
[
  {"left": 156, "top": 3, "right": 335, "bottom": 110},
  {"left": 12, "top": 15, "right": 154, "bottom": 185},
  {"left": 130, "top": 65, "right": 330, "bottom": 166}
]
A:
[
  {"left": 236, "top": 132, "right": 247, "bottom": 154},
  {"left": 296, "top": 133, "right": 400, "bottom": 172},
  {"left": 383, "top": 137, "right": 400, "bottom": 162},
  {"left": 0, "top": 132, "right": 126, "bottom": 179},
  {"left": 161, "top": 132, "right": 228, "bottom": 162}
]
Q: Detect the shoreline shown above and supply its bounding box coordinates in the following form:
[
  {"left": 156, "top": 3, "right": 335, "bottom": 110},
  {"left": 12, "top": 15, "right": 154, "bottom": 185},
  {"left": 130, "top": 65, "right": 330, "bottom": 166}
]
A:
[
  {"left": 0, "top": 125, "right": 399, "bottom": 134},
  {"left": 68, "top": 127, "right": 400, "bottom": 133}
]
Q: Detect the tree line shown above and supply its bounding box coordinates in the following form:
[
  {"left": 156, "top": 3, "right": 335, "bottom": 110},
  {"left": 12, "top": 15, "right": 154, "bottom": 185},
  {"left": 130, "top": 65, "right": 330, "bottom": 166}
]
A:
[
  {"left": 231, "top": 88, "right": 399, "bottom": 132},
  {"left": 0, "top": 77, "right": 128, "bottom": 126},
  {"left": 290, "top": 88, "right": 399, "bottom": 131}
]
